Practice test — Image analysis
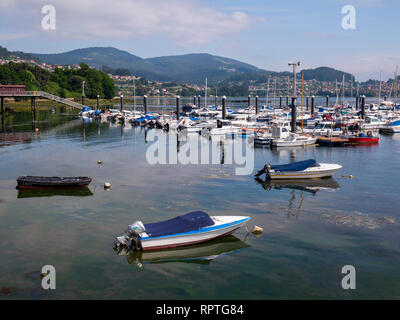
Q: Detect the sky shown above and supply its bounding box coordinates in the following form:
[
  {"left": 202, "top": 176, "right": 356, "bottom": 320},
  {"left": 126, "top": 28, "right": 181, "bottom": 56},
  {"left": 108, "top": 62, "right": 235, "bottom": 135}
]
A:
[{"left": 0, "top": 0, "right": 399, "bottom": 80}]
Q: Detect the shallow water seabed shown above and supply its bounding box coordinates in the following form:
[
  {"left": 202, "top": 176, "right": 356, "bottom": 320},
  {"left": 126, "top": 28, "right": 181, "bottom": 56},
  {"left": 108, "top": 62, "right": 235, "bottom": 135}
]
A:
[{"left": 0, "top": 111, "right": 400, "bottom": 299}]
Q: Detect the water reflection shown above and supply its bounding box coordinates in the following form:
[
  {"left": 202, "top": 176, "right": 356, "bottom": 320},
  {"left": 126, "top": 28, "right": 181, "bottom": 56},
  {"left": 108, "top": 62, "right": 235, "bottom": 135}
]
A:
[
  {"left": 116, "top": 235, "right": 250, "bottom": 268},
  {"left": 17, "top": 187, "right": 93, "bottom": 198},
  {"left": 254, "top": 177, "right": 340, "bottom": 194}
]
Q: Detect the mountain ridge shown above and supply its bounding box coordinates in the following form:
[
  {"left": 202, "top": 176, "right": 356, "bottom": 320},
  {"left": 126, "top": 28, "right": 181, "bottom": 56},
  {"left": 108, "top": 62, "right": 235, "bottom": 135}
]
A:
[{"left": 29, "top": 46, "right": 355, "bottom": 84}]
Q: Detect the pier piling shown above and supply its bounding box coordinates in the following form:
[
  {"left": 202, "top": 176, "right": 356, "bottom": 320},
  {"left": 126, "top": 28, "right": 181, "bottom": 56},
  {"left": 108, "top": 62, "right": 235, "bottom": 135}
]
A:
[
  {"left": 326, "top": 95, "right": 329, "bottom": 107},
  {"left": 291, "top": 97, "right": 297, "bottom": 133},
  {"left": 176, "top": 95, "right": 180, "bottom": 120},
  {"left": 96, "top": 95, "right": 100, "bottom": 110},
  {"left": 355, "top": 95, "right": 359, "bottom": 110},
  {"left": 193, "top": 96, "right": 196, "bottom": 106},
  {"left": 255, "top": 96, "right": 259, "bottom": 114},
  {"left": 306, "top": 96, "right": 309, "bottom": 111},
  {"left": 197, "top": 95, "right": 201, "bottom": 108},
  {"left": 311, "top": 96, "right": 315, "bottom": 116},
  {"left": 215, "top": 95, "right": 218, "bottom": 108},
  {"left": 31, "top": 96, "right": 36, "bottom": 117},
  {"left": 361, "top": 95, "right": 365, "bottom": 119},
  {"left": 286, "top": 96, "right": 289, "bottom": 106},
  {"left": 120, "top": 95, "right": 123, "bottom": 112},
  {"left": 222, "top": 96, "right": 226, "bottom": 120},
  {"left": 143, "top": 95, "right": 148, "bottom": 114},
  {"left": 279, "top": 96, "right": 282, "bottom": 108},
  {"left": 248, "top": 95, "right": 251, "bottom": 108}
]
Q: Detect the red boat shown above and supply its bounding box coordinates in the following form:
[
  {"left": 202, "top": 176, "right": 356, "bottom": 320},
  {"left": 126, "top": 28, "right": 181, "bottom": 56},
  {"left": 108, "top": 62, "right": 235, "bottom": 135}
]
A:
[{"left": 347, "top": 132, "right": 379, "bottom": 144}]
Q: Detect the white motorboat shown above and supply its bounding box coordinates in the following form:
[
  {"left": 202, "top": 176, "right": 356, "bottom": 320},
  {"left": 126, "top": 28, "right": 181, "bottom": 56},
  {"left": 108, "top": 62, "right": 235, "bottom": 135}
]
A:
[
  {"left": 201, "top": 119, "right": 242, "bottom": 136},
  {"left": 379, "top": 119, "right": 400, "bottom": 134},
  {"left": 271, "top": 133, "right": 317, "bottom": 147},
  {"left": 255, "top": 159, "right": 342, "bottom": 180},
  {"left": 114, "top": 211, "right": 251, "bottom": 251},
  {"left": 254, "top": 126, "right": 290, "bottom": 145},
  {"left": 361, "top": 116, "right": 386, "bottom": 130}
]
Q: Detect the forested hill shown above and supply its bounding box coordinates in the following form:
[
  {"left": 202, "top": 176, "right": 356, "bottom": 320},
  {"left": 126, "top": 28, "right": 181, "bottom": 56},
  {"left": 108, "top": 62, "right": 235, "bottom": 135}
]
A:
[
  {"left": 300, "top": 66, "right": 354, "bottom": 82},
  {"left": 0, "top": 62, "right": 115, "bottom": 99}
]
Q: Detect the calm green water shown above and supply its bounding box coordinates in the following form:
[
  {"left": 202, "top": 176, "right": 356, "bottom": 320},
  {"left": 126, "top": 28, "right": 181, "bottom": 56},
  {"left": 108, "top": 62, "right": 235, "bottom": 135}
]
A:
[{"left": 0, "top": 110, "right": 400, "bottom": 299}]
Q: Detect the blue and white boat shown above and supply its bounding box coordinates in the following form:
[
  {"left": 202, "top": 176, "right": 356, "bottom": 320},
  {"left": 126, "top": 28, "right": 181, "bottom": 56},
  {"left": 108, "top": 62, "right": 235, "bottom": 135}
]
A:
[
  {"left": 379, "top": 120, "right": 400, "bottom": 134},
  {"left": 114, "top": 211, "right": 251, "bottom": 251},
  {"left": 255, "top": 159, "right": 342, "bottom": 179}
]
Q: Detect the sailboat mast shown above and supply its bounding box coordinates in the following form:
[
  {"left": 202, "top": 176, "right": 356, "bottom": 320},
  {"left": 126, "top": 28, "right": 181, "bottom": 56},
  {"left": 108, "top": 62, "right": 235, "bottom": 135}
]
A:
[
  {"left": 205, "top": 78, "right": 207, "bottom": 108},
  {"left": 342, "top": 74, "right": 345, "bottom": 106}
]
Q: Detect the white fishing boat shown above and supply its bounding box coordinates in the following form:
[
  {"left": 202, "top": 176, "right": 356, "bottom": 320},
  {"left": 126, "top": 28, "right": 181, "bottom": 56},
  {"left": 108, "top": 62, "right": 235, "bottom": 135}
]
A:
[
  {"left": 271, "top": 133, "right": 317, "bottom": 147},
  {"left": 254, "top": 126, "right": 290, "bottom": 145},
  {"left": 255, "top": 159, "right": 342, "bottom": 180},
  {"left": 114, "top": 211, "right": 250, "bottom": 252}
]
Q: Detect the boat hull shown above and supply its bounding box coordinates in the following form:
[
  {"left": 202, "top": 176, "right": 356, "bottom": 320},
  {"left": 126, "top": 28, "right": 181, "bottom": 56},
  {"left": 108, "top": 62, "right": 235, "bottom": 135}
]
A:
[
  {"left": 269, "top": 164, "right": 342, "bottom": 180},
  {"left": 16, "top": 176, "right": 92, "bottom": 189},
  {"left": 347, "top": 137, "right": 379, "bottom": 144},
  {"left": 140, "top": 216, "right": 250, "bottom": 251}
]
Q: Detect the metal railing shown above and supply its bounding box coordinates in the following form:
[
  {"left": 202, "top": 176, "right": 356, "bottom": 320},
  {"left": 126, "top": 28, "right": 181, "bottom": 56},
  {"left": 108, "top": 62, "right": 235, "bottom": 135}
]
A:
[{"left": 0, "top": 91, "right": 84, "bottom": 110}]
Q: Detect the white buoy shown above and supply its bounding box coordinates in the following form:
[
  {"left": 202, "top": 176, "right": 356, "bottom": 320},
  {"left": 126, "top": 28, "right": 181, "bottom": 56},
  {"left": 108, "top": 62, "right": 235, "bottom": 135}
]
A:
[{"left": 104, "top": 182, "right": 111, "bottom": 189}]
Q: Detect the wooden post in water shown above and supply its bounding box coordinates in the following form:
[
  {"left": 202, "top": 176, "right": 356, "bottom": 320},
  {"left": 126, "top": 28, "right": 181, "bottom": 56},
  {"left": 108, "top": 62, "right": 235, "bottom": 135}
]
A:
[
  {"left": 291, "top": 97, "right": 297, "bottom": 133},
  {"left": 255, "top": 96, "right": 258, "bottom": 114},
  {"left": 286, "top": 96, "right": 289, "bottom": 106},
  {"left": 96, "top": 95, "right": 100, "bottom": 110},
  {"left": 193, "top": 96, "right": 196, "bottom": 106},
  {"left": 176, "top": 95, "right": 180, "bottom": 120},
  {"left": 279, "top": 96, "right": 282, "bottom": 108},
  {"left": 222, "top": 96, "right": 226, "bottom": 120},
  {"left": 384, "top": 95, "right": 387, "bottom": 101},
  {"left": 355, "top": 95, "right": 359, "bottom": 110},
  {"left": 0, "top": 97, "right": 4, "bottom": 114},
  {"left": 361, "top": 95, "right": 365, "bottom": 119},
  {"left": 306, "top": 96, "right": 309, "bottom": 111},
  {"left": 248, "top": 95, "right": 251, "bottom": 108},
  {"left": 326, "top": 95, "right": 329, "bottom": 107},
  {"left": 120, "top": 95, "right": 123, "bottom": 112},
  {"left": 311, "top": 96, "right": 315, "bottom": 116},
  {"left": 143, "top": 95, "right": 148, "bottom": 114},
  {"left": 215, "top": 95, "right": 218, "bottom": 108},
  {"left": 31, "top": 96, "right": 36, "bottom": 118},
  {"left": 197, "top": 95, "right": 201, "bottom": 108}
]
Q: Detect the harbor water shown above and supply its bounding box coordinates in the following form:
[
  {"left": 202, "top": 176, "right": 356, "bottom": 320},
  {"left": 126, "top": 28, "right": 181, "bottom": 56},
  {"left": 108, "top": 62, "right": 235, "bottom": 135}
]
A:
[{"left": 0, "top": 108, "right": 400, "bottom": 299}]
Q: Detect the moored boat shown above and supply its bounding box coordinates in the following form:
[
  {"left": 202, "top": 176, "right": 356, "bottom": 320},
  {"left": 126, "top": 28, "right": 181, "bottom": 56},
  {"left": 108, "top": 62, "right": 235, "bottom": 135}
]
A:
[
  {"left": 16, "top": 176, "right": 92, "bottom": 189},
  {"left": 114, "top": 211, "right": 251, "bottom": 252},
  {"left": 255, "top": 159, "right": 342, "bottom": 180}
]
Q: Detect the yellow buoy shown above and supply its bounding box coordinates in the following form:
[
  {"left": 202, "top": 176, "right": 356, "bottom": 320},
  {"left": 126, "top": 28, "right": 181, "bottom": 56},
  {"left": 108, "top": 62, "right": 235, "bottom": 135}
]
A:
[
  {"left": 349, "top": 175, "right": 354, "bottom": 179},
  {"left": 252, "top": 225, "right": 263, "bottom": 234},
  {"left": 98, "top": 160, "right": 102, "bottom": 165}
]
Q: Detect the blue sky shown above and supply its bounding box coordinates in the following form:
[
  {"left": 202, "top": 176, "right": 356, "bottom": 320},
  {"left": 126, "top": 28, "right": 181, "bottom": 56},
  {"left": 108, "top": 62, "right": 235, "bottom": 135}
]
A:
[{"left": 0, "top": 0, "right": 399, "bottom": 80}]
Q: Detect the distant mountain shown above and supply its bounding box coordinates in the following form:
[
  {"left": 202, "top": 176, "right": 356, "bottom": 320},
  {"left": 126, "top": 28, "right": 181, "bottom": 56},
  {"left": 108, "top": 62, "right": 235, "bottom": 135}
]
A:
[
  {"left": 30, "top": 47, "right": 354, "bottom": 84},
  {"left": 146, "top": 53, "right": 261, "bottom": 83},
  {"left": 0, "top": 45, "right": 39, "bottom": 62},
  {"left": 32, "top": 47, "right": 263, "bottom": 84},
  {"left": 300, "top": 66, "right": 354, "bottom": 82}
]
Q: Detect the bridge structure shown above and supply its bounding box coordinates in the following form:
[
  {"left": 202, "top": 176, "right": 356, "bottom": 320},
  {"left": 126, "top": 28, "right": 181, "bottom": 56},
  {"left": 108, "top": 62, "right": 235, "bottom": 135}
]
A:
[{"left": 0, "top": 90, "right": 84, "bottom": 114}]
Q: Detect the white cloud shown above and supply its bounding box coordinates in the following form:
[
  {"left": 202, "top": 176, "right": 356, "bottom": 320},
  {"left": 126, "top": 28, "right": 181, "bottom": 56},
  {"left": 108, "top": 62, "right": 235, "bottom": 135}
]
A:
[{"left": 0, "top": 0, "right": 249, "bottom": 45}]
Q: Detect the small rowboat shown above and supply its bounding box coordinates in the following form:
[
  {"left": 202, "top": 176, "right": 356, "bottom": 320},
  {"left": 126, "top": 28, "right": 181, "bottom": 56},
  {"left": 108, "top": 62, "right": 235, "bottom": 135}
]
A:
[
  {"left": 114, "top": 211, "right": 251, "bottom": 252},
  {"left": 255, "top": 159, "right": 342, "bottom": 180},
  {"left": 16, "top": 176, "right": 92, "bottom": 189}
]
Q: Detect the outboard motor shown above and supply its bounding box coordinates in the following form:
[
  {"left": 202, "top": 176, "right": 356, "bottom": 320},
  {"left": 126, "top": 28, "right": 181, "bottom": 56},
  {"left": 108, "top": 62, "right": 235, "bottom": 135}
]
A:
[
  {"left": 255, "top": 164, "right": 271, "bottom": 179},
  {"left": 114, "top": 221, "right": 146, "bottom": 252}
]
